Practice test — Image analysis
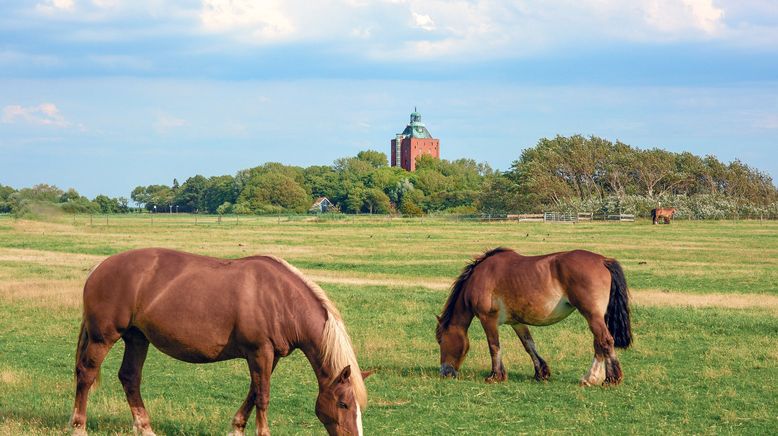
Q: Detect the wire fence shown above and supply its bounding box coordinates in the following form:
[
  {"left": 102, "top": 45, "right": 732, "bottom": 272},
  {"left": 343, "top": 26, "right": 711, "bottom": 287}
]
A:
[{"left": 3, "top": 210, "right": 774, "bottom": 229}]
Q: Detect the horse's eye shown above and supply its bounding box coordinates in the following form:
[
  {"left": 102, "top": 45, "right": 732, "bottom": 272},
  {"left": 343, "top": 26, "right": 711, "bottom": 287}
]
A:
[{"left": 337, "top": 402, "right": 348, "bottom": 409}]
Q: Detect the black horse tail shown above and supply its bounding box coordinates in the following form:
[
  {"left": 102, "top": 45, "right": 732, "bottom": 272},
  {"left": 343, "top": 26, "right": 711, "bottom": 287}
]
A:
[
  {"left": 604, "top": 259, "right": 632, "bottom": 348},
  {"left": 650, "top": 208, "right": 657, "bottom": 223}
]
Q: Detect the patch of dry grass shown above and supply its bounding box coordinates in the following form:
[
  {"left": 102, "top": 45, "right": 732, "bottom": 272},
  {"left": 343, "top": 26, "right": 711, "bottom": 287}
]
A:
[
  {"left": 0, "top": 279, "right": 83, "bottom": 308},
  {"left": 632, "top": 290, "right": 778, "bottom": 313}
]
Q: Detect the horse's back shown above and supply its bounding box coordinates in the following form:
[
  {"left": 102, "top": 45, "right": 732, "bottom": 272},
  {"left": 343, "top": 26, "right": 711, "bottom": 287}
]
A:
[
  {"left": 82, "top": 248, "right": 307, "bottom": 361},
  {"left": 476, "top": 249, "right": 610, "bottom": 324}
]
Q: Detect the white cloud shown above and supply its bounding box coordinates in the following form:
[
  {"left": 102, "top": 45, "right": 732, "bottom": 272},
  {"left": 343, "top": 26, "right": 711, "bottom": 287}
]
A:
[
  {"left": 17, "top": 0, "right": 777, "bottom": 61},
  {"left": 190, "top": 0, "right": 737, "bottom": 59},
  {"left": 644, "top": 0, "right": 724, "bottom": 36},
  {"left": 351, "top": 26, "right": 372, "bottom": 39},
  {"left": 412, "top": 11, "right": 435, "bottom": 31},
  {"left": 2, "top": 103, "right": 72, "bottom": 128},
  {"left": 154, "top": 113, "right": 188, "bottom": 133},
  {"left": 91, "top": 0, "right": 119, "bottom": 8},
  {"left": 36, "top": 0, "right": 75, "bottom": 13},
  {"left": 200, "top": 0, "right": 296, "bottom": 42}
]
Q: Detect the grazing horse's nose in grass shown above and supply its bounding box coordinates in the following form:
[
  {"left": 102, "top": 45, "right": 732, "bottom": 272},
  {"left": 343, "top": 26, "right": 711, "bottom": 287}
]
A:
[{"left": 440, "top": 363, "right": 458, "bottom": 378}]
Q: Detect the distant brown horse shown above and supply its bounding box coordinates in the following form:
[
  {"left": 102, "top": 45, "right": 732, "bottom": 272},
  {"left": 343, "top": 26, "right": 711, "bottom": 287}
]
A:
[
  {"left": 652, "top": 207, "right": 677, "bottom": 224},
  {"left": 70, "top": 248, "right": 369, "bottom": 436},
  {"left": 436, "top": 248, "right": 631, "bottom": 386}
]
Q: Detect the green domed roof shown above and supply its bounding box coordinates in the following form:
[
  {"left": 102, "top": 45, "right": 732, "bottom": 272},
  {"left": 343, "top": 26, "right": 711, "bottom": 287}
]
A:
[{"left": 400, "top": 109, "right": 433, "bottom": 139}]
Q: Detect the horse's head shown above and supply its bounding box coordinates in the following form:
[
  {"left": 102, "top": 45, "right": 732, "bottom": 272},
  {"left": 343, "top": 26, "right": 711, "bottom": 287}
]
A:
[
  {"left": 316, "top": 366, "right": 370, "bottom": 436},
  {"left": 436, "top": 316, "right": 470, "bottom": 378}
]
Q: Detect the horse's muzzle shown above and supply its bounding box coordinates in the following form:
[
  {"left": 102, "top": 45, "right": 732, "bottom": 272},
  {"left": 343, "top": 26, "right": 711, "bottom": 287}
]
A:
[{"left": 440, "top": 363, "right": 458, "bottom": 378}]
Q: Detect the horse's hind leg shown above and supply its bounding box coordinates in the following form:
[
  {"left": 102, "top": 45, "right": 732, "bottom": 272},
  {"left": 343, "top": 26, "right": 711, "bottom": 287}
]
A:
[
  {"left": 118, "top": 328, "right": 155, "bottom": 436},
  {"left": 512, "top": 324, "right": 550, "bottom": 381},
  {"left": 71, "top": 328, "right": 119, "bottom": 435},
  {"left": 580, "top": 315, "right": 622, "bottom": 386}
]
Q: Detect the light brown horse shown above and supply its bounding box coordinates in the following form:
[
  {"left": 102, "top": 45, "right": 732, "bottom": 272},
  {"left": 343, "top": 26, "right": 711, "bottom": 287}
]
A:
[
  {"left": 436, "top": 248, "right": 632, "bottom": 386},
  {"left": 652, "top": 207, "right": 677, "bottom": 224},
  {"left": 70, "top": 248, "right": 369, "bottom": 436}
]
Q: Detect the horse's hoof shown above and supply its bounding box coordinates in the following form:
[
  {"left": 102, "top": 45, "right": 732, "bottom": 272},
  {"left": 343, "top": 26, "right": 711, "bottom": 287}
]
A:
[
  {"left": 578, "top": 378, "right": 593, "bottom": 387},
  {"left": 485, "top": 373, "right": 507, "bottom": 384},
  {"left": 72, "top": 427, "right": 88, "bottom": 436},
  {"left": 132, "top": 425, "right": 156, "bottom": 436},
  {"left": 535, "top": 364, "right": 551, "bottom": 381},
  {"left": 579, "top": 376, "right": 602, "bottom": 387}
]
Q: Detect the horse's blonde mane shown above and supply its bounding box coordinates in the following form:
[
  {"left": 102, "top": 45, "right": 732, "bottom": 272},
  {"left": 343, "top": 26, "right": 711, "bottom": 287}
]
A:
[{"left": 267, "top": 256, "right": 367, "bottom": 409}]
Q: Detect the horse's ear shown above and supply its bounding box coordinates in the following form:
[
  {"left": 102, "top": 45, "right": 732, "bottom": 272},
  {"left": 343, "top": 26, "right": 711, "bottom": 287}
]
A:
[
  {"left": 435, "top": 314, "right": 441, "bottom": 323},
  {"left": 335, "top": 365, "right": 351, "bottom": 384},
  {"left": 361, "top": 370, "right": 375, "bottom": 380}
]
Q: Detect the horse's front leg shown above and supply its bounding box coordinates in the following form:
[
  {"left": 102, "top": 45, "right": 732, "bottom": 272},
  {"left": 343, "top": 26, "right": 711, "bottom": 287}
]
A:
[
  {"left": 228, "top": 383, "right": 255, "bottom": 436},
  {"left": 248, "top": 345, "right": 277, "bottom": 436},
  {"left": 479, "top": 315, "right": 507, "bottom": 383},
  {"left": 512, "top": 324, "right": 550, "bottom": 381}
]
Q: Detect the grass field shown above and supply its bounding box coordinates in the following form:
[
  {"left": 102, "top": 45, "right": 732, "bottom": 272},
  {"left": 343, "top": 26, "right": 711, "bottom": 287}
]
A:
[{"left": 0, "top": 214, "right": 776, "bottom": 435}]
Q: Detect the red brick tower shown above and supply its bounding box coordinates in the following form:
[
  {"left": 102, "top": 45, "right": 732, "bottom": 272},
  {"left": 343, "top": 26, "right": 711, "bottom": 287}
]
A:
[{"left": 390, "top": 109, "right": 440, "bottom": 171}]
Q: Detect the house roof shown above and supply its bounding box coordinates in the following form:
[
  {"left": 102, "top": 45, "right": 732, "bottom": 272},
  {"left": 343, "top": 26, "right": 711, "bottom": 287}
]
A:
[
  {"left": 311, "top": 197, "right": 332, "bottom": 207},
  {"left": 398, "top": 110, "right": 433, "bottom": 139}
]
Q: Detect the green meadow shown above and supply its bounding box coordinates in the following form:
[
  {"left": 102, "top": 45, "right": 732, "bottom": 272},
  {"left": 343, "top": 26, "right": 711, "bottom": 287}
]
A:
[{"left": 0, "top": 214, "right": 776, "bottom": 434}]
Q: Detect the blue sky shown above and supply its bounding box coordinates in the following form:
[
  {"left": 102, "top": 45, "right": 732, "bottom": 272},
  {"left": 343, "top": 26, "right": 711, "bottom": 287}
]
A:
[{"left": 1, "top": 0, "right": 777, "bottom": 198}]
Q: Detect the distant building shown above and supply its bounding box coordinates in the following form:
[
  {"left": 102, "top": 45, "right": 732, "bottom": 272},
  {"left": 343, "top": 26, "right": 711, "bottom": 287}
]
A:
[
  {"left": 390, "top": 109, "right": 440, "bottom": 171},
  {"left": 309, "top": 197, "right": 334, "bottom": 213}
]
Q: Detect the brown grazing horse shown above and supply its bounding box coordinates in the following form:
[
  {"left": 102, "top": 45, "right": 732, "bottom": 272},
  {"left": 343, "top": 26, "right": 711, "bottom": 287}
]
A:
[
  {"left": 436, "top": 248, "right": 632, "bottom": 386},
  {"left": 70, "top": 248, "right": 369, "bottom": 436},
  {"left": 652, "top": 207, "right": 677, "bottom": 224}
]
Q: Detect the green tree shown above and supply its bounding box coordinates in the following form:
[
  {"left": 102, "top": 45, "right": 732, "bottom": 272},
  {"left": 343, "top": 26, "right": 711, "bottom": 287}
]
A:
[
  {"left": 356, "top": 150, "right": 388, "bottom": 168},
  {"left": 238, "top": 173, "right": 310, "bottom": 213},
  {"left": 175, "top": 175, "right": 208, "bottom": 212},
  {"left": 131, "top": 186, "right": 149, "bottom": 210},
  {"left": 0, "top": 185, "right": 16, "bottom": 213},
  {"left": 364, "top": 188, "right": 391, "bottom": 214},
  {"left": 477, "top": 175, "right": 517, "bottom": 215},
  {"left": 17, "top": 184, "right": 64, "bottom": 202},
  {"left": 203, "top": 176, "right": 238, "bottom": 214},
  {"left": 344, "top": 186, "right": 366, "bottom": 213},
  {"left": 216, "top": 202, "right": 232, "bottom": 215},
  {"left": 144, "top": 185, "right": 174, "bottom": 211},
  {"left": 93, "top": 195, "right": 117, "bottom": 213}
]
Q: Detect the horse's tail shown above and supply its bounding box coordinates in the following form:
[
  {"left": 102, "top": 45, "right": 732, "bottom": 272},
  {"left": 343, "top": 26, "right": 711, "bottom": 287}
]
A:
[
  {"left": 650, "top": 208, "right": 657, "bottom": 223},
  {"left": 74, "top": 317, "right": 100, "bottom": 389},
  {"left": 603, "top": 259, "right": 632, "bottom": 348}
]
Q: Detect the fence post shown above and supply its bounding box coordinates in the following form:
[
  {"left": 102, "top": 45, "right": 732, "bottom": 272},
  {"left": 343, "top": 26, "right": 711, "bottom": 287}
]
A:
[{"left": 90, "top": 215, "right": 93, "bottom": 226}]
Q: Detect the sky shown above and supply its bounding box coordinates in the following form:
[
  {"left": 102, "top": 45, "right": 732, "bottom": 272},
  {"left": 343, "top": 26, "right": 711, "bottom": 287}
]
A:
[{"left": 1, "top": 0, "right": 777, "bottom": 198}]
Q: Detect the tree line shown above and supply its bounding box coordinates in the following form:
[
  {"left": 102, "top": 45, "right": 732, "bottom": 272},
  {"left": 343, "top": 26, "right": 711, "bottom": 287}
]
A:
[
  {"left": 0, "top": 184, "right": 128, "bottom": 216},
  {"left": 2, "top": 135, "right": 776, "bottom": 219},
  {"left": 127, "top": 150, "right": 491, "bottom": 216}
]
